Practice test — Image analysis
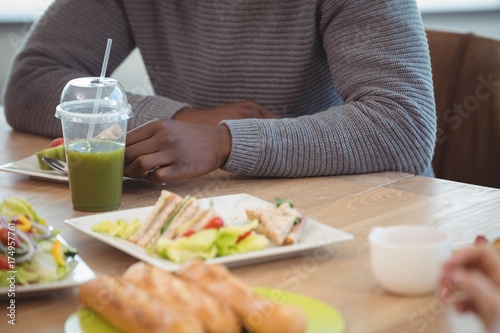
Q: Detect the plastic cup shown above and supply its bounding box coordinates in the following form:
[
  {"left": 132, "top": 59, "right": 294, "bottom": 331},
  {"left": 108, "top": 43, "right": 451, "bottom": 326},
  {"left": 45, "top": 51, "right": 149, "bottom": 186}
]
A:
[
  {"left": 369, "top": 225, "right": 452, "bottom": 296},
  {"left": 55, "top": 77, "right": 133, "bottom": 212}
]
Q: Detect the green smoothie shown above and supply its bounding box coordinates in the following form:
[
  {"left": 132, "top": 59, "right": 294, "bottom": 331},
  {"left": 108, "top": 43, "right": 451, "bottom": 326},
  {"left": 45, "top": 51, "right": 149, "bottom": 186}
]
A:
[{"left": 66, "top": 140, "right": 125, "bottom": 212}]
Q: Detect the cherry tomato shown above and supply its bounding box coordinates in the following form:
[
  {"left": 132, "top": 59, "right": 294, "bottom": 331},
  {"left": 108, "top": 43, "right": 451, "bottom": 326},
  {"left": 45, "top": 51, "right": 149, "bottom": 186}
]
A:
[
  {"left": 181, "top": 230, "right": 196, "bottom": 238},
  {"left": 237, "top": 230, "right": 253, "bottom": 243},
  {"left": 49, "top": 137, "right": 64, "bottom": 147},
  {"left": 0, "top": 228, "right": 9, "bottom": 247},
  {"left": 204, "top": 217, "right": 224, "bottom": 230},
  {"left": 0, "top": 228, "right": 18, "bottom": 247},
  {"left": 0, "top": 255, "right": 9, "bottom": 270}
]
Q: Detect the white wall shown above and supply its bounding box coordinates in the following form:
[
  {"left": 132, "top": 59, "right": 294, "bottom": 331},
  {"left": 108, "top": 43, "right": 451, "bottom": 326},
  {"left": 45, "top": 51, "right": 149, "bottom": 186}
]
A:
[
  {"left": 0, "top": 22, "right": 27, "bottom": 101},
  {"left": 1, "top": 10, "right": 500, "bottom": 105},
  {"left": 421, "top": 10, "right": 500, "bottom": 38}
]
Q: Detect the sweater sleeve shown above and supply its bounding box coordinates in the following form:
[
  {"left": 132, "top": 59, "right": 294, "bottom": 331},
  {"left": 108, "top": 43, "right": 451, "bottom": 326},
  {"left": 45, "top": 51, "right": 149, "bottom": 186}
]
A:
[
  {"left": 3, "top": 0, "right": 188, "bottom": 137},
  {"left": 221, "top": 0, "right": 436, "bottom": 177}
]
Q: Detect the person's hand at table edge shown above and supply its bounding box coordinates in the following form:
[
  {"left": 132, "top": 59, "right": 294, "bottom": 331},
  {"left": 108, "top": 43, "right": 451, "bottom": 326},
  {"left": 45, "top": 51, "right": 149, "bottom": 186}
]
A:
[
  {"left": 439, "top": 245, "right": 500, "bottom": 333},
  {"left": 124, "top": 119, "right": 231, "bottom": 183},
  {"left": 172, "top": 100, "right": 277, "bottom": 126}
]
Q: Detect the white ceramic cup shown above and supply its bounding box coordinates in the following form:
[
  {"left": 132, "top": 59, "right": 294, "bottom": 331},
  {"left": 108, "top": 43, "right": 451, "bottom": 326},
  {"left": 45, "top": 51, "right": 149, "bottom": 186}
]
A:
[{"left": 369, "top": 225, "right": 452, "bottom": 296}]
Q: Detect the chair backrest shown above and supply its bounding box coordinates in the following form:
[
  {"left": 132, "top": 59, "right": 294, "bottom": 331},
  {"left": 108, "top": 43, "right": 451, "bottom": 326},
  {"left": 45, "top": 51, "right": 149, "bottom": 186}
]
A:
[{"left": 426, "top": 30, "right": 500, "bottom": 188}]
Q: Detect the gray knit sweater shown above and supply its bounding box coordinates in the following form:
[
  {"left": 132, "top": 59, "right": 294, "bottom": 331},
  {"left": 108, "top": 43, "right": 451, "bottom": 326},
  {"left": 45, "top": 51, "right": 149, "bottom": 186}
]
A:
[{"left": 3, "top": 0, "right": 436, "bottom": 178}]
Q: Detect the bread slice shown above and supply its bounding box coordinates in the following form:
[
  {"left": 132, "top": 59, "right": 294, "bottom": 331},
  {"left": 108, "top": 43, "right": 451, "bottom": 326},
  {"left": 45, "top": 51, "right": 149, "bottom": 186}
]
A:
[
  {"left": 245, "top": 203, "right": 305, "bottom": 245},
  {"left": 129, "top": 190, "right": 183, "bottom": 247},
  {"left": 283, "top": 216, "right": 307, "bottom": 245},
  {"left": 156, "top": 196, "right": 212, "bottom": 241}
]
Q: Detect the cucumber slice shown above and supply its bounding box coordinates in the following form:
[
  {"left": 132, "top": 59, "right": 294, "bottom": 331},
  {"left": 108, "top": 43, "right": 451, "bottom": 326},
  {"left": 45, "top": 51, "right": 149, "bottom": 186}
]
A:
[{"left": 36, "top": 145, "right": 66, "bottom": 170}]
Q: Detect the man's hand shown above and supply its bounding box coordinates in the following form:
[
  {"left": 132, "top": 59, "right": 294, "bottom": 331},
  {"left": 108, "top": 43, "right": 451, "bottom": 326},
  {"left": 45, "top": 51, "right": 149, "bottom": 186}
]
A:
[
  {"left": 172, "top": 100, "right": 277, "bottom": 125},
  {"left": 124, "top": 119, "right": 231, "bottom": 183}
]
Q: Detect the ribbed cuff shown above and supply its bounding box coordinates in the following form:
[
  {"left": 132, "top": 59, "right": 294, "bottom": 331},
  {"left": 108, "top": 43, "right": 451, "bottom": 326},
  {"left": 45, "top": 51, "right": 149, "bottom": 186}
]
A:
[
  {"left": 219, "top": 119, "right": 261, "bottom": 175},
  {"left": 127, "top": 94, "right": 190, "bottom": 128}
]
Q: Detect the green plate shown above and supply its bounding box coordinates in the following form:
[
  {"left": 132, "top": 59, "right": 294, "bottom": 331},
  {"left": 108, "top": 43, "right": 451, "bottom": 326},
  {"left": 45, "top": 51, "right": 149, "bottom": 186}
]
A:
[
  {"left": 65, "top": 287, "right": 345, "bottom": 333},
  {"left": 253, "top": 287, "right": 345, "bottom": 333}
]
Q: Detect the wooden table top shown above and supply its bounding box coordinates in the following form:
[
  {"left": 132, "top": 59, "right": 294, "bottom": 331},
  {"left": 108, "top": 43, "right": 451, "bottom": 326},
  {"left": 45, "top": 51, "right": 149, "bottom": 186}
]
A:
[{"left": 1, "top": 108, "right": 499, "bottom": 333}]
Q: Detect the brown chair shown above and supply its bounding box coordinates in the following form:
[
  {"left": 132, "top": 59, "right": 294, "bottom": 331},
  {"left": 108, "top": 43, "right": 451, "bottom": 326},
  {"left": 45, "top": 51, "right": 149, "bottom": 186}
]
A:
[{"left": 426, "top": 30, "right": 500, "bottom": 188}]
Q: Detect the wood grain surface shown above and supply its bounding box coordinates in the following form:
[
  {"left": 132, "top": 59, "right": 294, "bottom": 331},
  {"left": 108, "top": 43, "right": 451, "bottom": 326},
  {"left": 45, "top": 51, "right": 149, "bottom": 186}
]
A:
[{"left": 1, "top": 108, "right": 498, "bottom": 333}]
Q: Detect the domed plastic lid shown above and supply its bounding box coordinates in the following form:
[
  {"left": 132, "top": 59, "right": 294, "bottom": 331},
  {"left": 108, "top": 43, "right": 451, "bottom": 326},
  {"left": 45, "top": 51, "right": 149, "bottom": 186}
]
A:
[{"left": 55, "top": 77, "right": 133, "bottom": 122}]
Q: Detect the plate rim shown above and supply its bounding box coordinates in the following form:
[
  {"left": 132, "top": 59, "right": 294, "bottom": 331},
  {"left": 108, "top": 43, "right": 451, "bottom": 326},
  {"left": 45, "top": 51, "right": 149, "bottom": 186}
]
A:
[
  {"left": 64, "top": 193, "right": 354, "bottom": 271},
  {"left": 0, "top": 154, "right": 68, "bottom": 182}
]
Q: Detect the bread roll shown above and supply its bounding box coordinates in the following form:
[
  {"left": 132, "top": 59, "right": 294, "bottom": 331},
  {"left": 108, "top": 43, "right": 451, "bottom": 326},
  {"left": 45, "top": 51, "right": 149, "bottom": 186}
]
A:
[
  {"left": 123, "top": 262, "right": 240, "bottom": 333},
  {"left": 78, "top": 275, "right": 204, "bottom": 333},
  {"left": 178, "top": 260, "right": 307, "bottom": 333}
]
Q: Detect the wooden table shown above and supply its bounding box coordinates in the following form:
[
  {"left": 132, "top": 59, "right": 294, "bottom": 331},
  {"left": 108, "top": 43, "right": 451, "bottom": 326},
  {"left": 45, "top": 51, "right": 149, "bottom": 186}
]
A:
[{"left": 1, "top": 108, "right": 499, "bottom": 333}]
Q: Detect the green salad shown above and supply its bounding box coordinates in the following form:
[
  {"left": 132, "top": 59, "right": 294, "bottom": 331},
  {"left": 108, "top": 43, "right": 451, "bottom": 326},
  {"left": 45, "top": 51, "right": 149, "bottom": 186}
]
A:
[
  {"left": 0, "top": 197, "right": 77, "bottom": 286},
  {"left": 92, "top": 218, "right": 269, "bottom": 264}
]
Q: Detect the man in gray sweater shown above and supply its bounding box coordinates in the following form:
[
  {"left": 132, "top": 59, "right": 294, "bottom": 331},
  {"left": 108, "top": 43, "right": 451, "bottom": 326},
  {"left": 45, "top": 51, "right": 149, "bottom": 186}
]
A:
[{"left": 3, "top": 0, "right": 436, "bottom": 182}]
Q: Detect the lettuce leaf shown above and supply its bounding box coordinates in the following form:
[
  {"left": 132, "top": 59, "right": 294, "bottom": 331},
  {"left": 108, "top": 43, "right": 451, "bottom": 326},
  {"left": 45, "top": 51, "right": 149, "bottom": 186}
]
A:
[
  {"left": 216, "top": 220, "right": 268, "bottom": 256},
  {"left": 0, "top": 197, "right": 42, "bottom": 223},
  {"left": 155, "top": 229, "right": 219, "bottom": 263},
  {"left": 0, "top": 252, "right": 70, "bottom": 286}
]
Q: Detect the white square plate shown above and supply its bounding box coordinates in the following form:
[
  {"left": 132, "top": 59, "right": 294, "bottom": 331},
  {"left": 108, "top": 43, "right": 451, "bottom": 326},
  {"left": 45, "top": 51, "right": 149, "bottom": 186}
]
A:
[
  {"left": 65, "top": 193, "right": 354, "bottom": 271},
  {"left": 0, "top": 155, "right": 68, "bottom": 182}
]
